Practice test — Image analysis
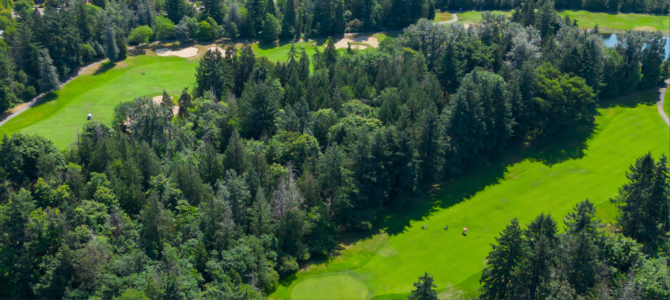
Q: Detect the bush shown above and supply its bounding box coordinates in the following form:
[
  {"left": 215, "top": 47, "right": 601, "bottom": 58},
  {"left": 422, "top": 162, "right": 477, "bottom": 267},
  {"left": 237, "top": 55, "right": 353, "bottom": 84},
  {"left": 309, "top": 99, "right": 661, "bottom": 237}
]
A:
[
  {"left": 81, "top": 43, "right": 96, "bottom": 62},
  {"left": 198, "top": 20, "right": 213, "bottom": 41},
  {"left": 154, "top": 16, "right": 175, "bottom": 40},
  {"left": 128, "top": 25, "right": 153, "bottom": 44}
]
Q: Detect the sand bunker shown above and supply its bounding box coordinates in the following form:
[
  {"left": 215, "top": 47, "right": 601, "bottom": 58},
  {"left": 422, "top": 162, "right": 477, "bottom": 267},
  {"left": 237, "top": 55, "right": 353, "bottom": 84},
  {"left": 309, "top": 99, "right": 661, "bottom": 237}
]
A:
[
  {"left": 152, "top": 95, "right": 179, "bottom": 115},
  {"left": 156, "top": 47, "right": 199, "bottom": 57},
  {"left": 208, "top": 46, "right": 226, "bottom": 55},
  {"left": 333, "top": 34, "right": 379, "bottom": 49}
]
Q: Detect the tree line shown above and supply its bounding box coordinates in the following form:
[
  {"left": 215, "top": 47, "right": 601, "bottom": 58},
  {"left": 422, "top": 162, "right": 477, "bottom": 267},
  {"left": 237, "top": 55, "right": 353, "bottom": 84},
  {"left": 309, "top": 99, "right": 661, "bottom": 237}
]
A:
[{"left": 0, "top": 3, "right": 668, "bottom": 299}]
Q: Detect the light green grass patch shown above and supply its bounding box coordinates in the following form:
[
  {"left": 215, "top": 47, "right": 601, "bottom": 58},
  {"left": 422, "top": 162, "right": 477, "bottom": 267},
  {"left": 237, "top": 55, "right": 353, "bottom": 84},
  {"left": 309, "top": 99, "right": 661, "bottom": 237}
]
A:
[
  {"left": 558, "top": 10, "right": 670, "bottom": 33},
  {"left": 271, "top": 89, "right": 669, "bottom": 299},
  {"left": 433, "top": 11, "right": 454, "bottom": 23},
  {"left": 290, "top": 273, "right": 371, "bottom": 300},
  {"left": 0, "top": 54, "right": 199, "bottom": 148},
  {"left": 455, "top": 10, "right": 511, "bottom": 25}
]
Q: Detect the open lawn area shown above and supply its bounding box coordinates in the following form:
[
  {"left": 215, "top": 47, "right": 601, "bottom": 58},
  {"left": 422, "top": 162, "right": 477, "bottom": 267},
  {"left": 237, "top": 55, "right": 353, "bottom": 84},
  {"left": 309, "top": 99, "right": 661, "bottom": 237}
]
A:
[
  {"left": 433, "top": 11, "right": 454, "bottom": 22},
  {"left": 271, "top": 89, "right": 669, "bottom": 299},
  {"left": 455, "top": 10, "right": 512, "bottom": 25},
  {"left": 455, "top": 10, "right": 670, "bottom": 33},
  {"left": 558, "top": 10, "right": 670, "bottom": 33},
  {"left": 0, "top": 53, "right": 199, "bottom": 148}
]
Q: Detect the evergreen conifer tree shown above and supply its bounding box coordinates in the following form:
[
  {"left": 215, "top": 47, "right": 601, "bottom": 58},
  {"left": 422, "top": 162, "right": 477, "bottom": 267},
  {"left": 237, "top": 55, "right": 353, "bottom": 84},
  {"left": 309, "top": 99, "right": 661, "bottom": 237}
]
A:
[
  {"left": 480, "top": 218, "right": 526, "bottom": 299},
  {"left": 281, "top": 0, "right": 296, "bottom": 38},
  {"left": 408, "top": 272, "right": 438, "bottom": 300},
  {"left": 38, "top": 49, "right": 60, "bottom": 92}
]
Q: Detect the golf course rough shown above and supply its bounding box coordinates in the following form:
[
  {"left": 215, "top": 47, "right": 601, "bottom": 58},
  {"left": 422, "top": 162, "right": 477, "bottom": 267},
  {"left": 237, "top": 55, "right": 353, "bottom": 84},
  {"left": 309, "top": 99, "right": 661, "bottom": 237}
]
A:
[{"left": 274, "top": 89, "right": 669, "bottom": 299}]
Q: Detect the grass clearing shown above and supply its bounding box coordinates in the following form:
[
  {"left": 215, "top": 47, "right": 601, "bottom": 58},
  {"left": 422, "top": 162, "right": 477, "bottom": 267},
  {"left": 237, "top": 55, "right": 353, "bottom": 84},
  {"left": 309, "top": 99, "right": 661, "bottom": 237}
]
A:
[
  {"left": 455, "top": 10, "right": 512, "bottom": 26},
  {"left": 558, "top": 10, "right": 670, "bottom": 33},
  {"left": 271, "top": 89, "right": 669, "bottom": 299},
  {"left": 454, "top": 10, "right": 669, "bottom": 33},
  {"left": 0, "top": 54, "right": 199, "bottom": 148},
  {"left": 433, "top": 11, "right": 454, "bottom": 22}
]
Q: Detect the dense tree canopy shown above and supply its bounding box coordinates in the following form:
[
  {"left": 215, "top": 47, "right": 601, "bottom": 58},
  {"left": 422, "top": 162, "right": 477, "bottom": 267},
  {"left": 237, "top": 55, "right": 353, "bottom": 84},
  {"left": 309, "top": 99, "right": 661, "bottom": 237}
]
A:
[{"left": 0, "top": 0, "right": 668, "bottom": 298}]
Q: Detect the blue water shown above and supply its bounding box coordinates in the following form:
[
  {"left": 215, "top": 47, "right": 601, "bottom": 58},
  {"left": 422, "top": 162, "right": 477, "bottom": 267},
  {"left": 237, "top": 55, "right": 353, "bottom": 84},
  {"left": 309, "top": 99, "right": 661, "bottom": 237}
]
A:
[{"left": 601, "top": 33, "right": 670, "bottom": 59}]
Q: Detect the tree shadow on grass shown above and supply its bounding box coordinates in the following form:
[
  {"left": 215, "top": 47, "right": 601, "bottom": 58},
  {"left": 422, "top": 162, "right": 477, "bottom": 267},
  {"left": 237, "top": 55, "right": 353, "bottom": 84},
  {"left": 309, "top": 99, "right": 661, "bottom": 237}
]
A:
[
  {"left": 374, "top": 120, "right": 597, "bottom": 237},
  {"left": 31, "top": 92, "right": 58, "bottom": 108},
  {"left": 93, "top": 61, "right": 116, "bottom": 76},
  {"left": 598, "top": 88, "right": 660, "bottom": 109}
]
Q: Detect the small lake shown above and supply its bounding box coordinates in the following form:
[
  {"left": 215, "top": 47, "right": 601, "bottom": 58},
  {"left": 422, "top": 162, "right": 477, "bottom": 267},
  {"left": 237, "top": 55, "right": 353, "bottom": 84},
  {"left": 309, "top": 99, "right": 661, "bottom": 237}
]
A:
[{"left": 601, "top": 33, "right": 670, "bottom": 59}]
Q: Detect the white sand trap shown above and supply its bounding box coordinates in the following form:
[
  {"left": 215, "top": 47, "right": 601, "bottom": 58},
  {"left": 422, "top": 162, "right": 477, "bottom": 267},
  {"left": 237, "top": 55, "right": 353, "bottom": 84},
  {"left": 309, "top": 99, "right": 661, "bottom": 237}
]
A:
[
  {"left": 155, "top": 47, "right": 199, "bottom": 57},
  {"left": 208, "top": 46, "right": 226, "bottom": 55},
  {"left": 333, "top": 34, "right": 379, "bottom": 49}
]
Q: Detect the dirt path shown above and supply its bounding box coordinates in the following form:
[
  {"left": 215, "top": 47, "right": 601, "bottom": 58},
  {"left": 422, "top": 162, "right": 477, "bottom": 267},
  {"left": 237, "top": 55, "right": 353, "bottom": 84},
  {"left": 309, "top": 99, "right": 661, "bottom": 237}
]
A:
[
  {"left": 0, "top": 59, "right": 108, "bottom": 128},
  {"left": 657, "top": 79, "right": 669, "bottom": 127}
]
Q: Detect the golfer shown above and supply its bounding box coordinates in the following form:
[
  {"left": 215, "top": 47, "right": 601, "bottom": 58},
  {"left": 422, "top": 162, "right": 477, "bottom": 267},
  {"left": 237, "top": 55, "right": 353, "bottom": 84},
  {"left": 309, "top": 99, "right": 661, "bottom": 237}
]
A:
[
  {"left": 462, "top": 227, "right": 468, "bottom": 235},
  {"left": 87, "top": 113, "right": 92, "bottom": 120}
]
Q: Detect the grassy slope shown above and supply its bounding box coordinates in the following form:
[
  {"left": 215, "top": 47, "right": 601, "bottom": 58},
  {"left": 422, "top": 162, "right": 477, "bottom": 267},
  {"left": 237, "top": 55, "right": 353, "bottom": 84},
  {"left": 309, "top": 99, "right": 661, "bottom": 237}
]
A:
[
  {"left": 665, "top": 84, "right": 669, "bottom": 117},
  {"left": 0, "top": 54, "right": 199, "bottom": 148},
  {"left": 271, "top": 89, "right": 669, "bottom": 299},
  {"left": 456, "top": 10, "right": 670, "bottom": 33}
]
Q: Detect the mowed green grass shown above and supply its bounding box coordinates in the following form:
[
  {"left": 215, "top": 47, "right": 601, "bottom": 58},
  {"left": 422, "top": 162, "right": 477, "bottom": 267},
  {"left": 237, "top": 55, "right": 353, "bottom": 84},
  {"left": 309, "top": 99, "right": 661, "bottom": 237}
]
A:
[
  {"left": 455, "top": 10, "right": 512, "bottom": 25},
  {"left": 0, "top": 54, "right": 199, "bottom": 148},
  {"left": 290, "top": 273, "right": 371, "bottom": 300},
  {"left": 455, "top": 10, "right": 669, "bottom": 33},
  {"left": 558, "top": 10, "right": 670, "bottom": 33},
  {"left": 272, "top": 89, "right": 669, "bottom": 299}
]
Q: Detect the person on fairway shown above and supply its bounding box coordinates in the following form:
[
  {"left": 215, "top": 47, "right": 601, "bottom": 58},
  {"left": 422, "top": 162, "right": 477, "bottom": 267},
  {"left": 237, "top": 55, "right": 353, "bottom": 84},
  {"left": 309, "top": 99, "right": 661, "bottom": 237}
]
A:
[
  {"left": 462, "top": 227, "right": 468, "bottom": 236},
  {"left": 87, "top": 113, "right": 92, "bottom": 120}
]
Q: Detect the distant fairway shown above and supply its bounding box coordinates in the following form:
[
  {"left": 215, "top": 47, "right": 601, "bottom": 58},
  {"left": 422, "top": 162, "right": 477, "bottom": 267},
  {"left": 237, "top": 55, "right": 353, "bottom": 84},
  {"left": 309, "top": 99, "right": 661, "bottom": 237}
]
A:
[
  {"left": 0, "top": 53, "right": 199, "bottom": 148},
  {"left": 456, "top": 10, "right": 670, "bottom": 33},
  {"left": 272, "top": 89, "right": 669, "bottom": 299},
  {"left": 558, "top": 10, "right": 670, "bottom": 33}
]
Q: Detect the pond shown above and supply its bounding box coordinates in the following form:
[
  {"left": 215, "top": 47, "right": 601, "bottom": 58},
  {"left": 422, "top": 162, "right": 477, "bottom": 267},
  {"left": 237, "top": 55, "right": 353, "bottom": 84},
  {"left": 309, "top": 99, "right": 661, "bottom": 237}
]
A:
[{"left": 601, "top": 33, "right": 670, "bottom": 59}]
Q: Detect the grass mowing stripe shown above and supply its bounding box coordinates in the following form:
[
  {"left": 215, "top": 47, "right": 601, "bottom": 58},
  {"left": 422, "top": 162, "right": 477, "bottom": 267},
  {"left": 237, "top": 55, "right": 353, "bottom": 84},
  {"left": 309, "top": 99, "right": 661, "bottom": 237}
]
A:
[{"left": 272, "top": 89, "right": 669, "bottom": 299}]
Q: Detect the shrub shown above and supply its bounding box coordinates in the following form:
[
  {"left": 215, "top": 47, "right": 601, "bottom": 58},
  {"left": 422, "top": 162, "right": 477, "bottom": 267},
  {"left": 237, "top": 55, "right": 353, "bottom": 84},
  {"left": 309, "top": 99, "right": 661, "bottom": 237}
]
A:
[
  {"left": 128, "top": 25, "right": 153, "bottom": 44},
  {"left": 198, "top": 20, "right": 213, "bottom": 41},
  {"left": 154, "top": 16, "right": 175, "bottom": 40}
]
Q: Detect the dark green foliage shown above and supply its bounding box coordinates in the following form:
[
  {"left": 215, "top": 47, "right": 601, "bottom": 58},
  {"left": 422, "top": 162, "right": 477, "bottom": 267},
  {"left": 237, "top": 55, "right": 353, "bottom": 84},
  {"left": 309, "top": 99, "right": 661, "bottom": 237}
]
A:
[
  {"left": 480, "top": 218, "right": 526, "bottom": 299},
  {"left": 194, "top": 49, "right": 233, "bottom": 100},
  {"left": 408, "top": 272, "right": 438, "bottom": 300},
  {"left": 281, "top": 0, "right": 296, "bottom": 38},
  {"left": 37, "top": 49, "right": 60, "bottom": 92},
  {"left": 239, "top": 79, "right": 282, "bottom": 139},
  {"left": 612, "top": 153, "right": 670, "bottom": 251}
]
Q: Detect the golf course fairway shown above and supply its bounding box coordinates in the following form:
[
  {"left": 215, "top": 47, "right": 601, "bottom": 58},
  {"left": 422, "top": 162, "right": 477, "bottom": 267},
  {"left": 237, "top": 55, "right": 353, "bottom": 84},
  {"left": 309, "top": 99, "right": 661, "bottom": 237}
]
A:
[
  {"left": 271, "top": 89, "right": 669, "bottom": 299},
  {"left": 0, "top": 53, "right": 199, "bottom": 148},
  {"left": 290, "top": 274, "right": 371, "bottom": 300},
  {"left": 456, "top": 10, "right": 670, "bottom": 33}
]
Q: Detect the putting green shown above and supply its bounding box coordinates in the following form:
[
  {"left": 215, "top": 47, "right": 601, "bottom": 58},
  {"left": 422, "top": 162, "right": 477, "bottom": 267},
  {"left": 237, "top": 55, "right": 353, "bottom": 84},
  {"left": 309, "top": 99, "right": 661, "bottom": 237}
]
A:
[
  {"left": 0, "top": 54, "right": 199, "bottom": 148},
  {"left": 290, "top": 274, "right": 371, "bottom": 300},
  {"left": 271, "top": 89, "right": 669, "bottom": 299}
]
